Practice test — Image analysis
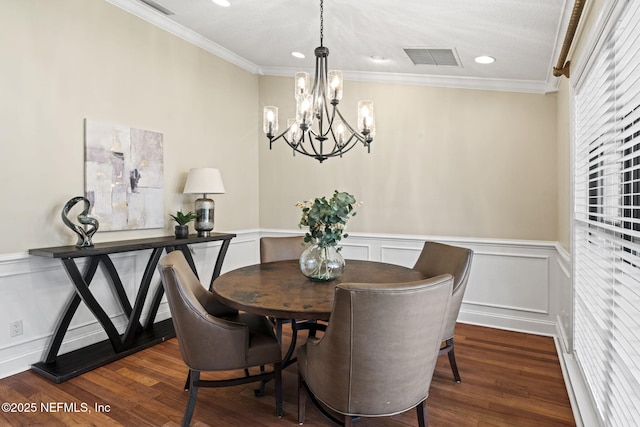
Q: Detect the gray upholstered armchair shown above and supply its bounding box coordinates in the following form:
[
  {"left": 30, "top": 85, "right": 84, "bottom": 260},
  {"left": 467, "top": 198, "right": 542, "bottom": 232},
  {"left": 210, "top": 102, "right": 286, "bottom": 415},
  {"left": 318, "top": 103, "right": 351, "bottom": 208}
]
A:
[
  {"left": 297, "top": 275, "right": 453, "bottom": 426},
  {"left": 157, "top": 251, "right": 283, "bottom": 426},
  {"left": 259, "top": 235, "right": 308, "bottom": 263},
  {"left": 413, "top": 241, "right": 474, "bottom": 382}
]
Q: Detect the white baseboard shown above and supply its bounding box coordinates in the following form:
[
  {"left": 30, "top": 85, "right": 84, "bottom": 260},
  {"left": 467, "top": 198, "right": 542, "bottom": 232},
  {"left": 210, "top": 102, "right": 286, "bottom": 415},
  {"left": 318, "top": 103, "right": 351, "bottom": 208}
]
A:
[
  {"left": 555, "top": 327, "right": 601, "bottom": 427},
  {"left": 458, "top": 307, "right": 557, "bottom": 336}
]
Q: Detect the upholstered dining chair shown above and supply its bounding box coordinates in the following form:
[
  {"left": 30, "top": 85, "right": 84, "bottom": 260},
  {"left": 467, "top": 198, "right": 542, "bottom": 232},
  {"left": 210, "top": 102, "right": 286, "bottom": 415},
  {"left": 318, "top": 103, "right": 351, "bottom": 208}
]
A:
[
  {"left": 297, "top": 275, "right": 453, "bottom": 427},
  {"left": 259, "top": 235, "right": 322, "bottom": 345},
  {"left": 157, "top": 251, "right": 283, "bottom": 426},
  {"left": 413, "top": 241, "right": 474, "bottom": 383},
  {"left": 259, "top": 235, "right": 308, "bottom": 263}
]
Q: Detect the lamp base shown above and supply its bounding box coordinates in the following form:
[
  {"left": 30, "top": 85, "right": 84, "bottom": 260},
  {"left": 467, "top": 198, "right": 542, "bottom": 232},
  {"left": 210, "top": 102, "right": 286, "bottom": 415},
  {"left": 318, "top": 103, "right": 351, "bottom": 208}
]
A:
[{"left": 194, "top": 197, "right": 215, "bottom": 237}]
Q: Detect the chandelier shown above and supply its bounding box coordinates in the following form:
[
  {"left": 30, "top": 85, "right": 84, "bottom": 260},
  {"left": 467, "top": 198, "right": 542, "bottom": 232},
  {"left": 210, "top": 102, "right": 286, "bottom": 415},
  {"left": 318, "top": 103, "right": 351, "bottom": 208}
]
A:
[{"left": 262, "top": 0, "right": 376, "bottom": 163}]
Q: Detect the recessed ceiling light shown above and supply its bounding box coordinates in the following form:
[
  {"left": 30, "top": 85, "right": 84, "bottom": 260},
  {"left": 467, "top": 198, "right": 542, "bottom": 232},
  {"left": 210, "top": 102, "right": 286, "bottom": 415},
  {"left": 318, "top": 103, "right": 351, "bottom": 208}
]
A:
[
  {"left": 212, "top": 0, "right": 230, "bottom": 7},
  {"left": 291, "top": 51, "right": 305, "bottom": 59},
  {"left": 474, "top": 55, "right": 496, "bottom": 64},
  {"left": 370, "top": 55, "right": 387, "bottom": 63}
]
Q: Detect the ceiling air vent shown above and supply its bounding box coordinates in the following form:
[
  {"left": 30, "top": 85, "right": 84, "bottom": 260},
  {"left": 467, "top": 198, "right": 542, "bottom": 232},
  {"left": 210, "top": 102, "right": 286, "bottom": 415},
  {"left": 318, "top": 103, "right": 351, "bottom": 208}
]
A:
[
  {"left": 138, "top": 0, "right": 175, "bottom": 15},
  {"left": 403, "top": 48, "right": 461, "bottom": 67}
]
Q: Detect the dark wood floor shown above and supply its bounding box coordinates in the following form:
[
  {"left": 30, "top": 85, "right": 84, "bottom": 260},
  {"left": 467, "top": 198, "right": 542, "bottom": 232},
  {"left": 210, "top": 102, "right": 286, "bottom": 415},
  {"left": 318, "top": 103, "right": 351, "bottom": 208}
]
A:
[{"left": 0, "top": 323, "right": 575, "bottom": 426}]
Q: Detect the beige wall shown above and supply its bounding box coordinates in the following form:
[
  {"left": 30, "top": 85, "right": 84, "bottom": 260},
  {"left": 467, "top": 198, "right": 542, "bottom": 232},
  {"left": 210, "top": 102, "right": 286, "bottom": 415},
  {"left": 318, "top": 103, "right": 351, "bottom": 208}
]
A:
[
  {"left": 259, "top": 76, "right": 558, "bottom": 241},
  {"left": 0, "top": 0, "right": 562, "bottom": 254},
  {"left": 0, "top": 0, "right": 260, "bottom": 254}
]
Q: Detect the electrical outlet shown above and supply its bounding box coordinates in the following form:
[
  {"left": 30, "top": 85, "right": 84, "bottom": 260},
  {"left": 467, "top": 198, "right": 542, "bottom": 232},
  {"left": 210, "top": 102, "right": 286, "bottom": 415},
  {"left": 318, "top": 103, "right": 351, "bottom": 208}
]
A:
[{"left": 10, "top": 320, "right": 23, "bottom": 337}]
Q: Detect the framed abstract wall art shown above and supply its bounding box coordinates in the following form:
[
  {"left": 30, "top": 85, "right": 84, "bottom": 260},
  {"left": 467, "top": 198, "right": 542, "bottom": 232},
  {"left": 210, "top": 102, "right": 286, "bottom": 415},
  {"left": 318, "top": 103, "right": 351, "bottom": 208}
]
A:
[{"left": 84, "top": 119, "right": 164, "bottom": 231}]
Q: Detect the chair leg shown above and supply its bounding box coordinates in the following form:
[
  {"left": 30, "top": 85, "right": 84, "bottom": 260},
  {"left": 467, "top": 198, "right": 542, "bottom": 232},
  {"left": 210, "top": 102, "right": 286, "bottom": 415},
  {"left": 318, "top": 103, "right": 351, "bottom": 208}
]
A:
[
  {"left": 307, "top": 320, "right": 318, "bottom": 338},
  {"left": 298, "top": 371, "right": 306, "bottom": 425},
  {"left": 445, "top": 338, "right": 461, "bottom": 383},
  {"left": 182, "top": 370, "right": 200, "bottom": 427},
  {"left": 183, "top": 370, "right": 191, "bottom": 391},
  {"left": 274, "top": 362, "right": 283, "bottom": 417},
  {"left": 345, "top": 415, "right": 353, "bottom": 427},
  {"left": 416, "top": 400, "right": 428, "bottom": 427},
  {"left": 255, "top": 365, "right": 266, "bottom": 396}
]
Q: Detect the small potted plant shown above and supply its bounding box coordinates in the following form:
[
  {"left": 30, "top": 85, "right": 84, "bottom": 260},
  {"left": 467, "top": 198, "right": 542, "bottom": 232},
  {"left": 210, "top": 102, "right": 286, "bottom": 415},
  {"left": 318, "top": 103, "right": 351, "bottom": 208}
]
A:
[{"left": 169, "top": 211, "right": 197, "bottom": 239}]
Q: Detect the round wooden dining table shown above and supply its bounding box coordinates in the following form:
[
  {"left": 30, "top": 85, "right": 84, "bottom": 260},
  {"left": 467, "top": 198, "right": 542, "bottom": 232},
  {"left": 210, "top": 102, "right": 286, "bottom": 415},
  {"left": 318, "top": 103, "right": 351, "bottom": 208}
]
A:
[
  {"left": 212, "top": 259, "right": 427, "bottom": 367},
  {"left": 212, "top": 259, "right": 427, "bottom": 320}
]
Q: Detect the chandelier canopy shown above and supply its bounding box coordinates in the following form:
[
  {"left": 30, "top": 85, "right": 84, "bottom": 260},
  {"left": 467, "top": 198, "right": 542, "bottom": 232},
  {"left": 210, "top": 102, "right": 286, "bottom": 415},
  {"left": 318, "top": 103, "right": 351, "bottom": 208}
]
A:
[{"left": 263, "top": 0, "right": 376, "bottom": 163}]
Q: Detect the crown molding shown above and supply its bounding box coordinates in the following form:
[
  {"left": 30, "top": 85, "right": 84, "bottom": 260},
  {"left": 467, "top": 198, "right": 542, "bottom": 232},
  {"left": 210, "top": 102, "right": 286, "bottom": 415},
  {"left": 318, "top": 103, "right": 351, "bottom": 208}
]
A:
[
  {"left": 106, "top": 0, "right": 556, "bottom": 94},
  {"left": 261, "top": 67, "right": 550, "bottom": 94},
  {"left": 104, "top": 0, "right": 261, "bottom": 74}
]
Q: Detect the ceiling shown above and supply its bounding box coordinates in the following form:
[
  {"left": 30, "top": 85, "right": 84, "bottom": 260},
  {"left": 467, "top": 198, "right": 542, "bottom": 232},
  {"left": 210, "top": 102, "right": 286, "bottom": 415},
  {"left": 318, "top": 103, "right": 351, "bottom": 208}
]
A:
[{"left": 108, "top": 0, "right": 572, "bottom": 93}]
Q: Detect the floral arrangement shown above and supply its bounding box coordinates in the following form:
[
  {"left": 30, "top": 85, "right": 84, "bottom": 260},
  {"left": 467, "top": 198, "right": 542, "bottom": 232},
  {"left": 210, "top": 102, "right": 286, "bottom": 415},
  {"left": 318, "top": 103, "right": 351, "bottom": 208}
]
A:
[{"left": 296, "top": 190, "right": 358, "bottom": 249}]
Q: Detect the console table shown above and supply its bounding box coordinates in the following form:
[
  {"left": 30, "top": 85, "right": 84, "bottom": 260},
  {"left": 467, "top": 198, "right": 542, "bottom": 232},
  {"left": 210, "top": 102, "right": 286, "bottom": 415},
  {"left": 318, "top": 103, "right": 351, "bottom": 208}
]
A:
[{"left": 29, "top": 233, "right": 235, "bottom": 383}]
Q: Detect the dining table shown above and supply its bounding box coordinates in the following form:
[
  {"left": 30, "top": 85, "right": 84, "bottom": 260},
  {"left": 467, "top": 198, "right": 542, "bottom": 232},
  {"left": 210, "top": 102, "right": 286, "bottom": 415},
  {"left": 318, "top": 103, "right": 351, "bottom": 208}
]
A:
[{"left": 212, "top": 259, "right": 427, "bottom": 367}]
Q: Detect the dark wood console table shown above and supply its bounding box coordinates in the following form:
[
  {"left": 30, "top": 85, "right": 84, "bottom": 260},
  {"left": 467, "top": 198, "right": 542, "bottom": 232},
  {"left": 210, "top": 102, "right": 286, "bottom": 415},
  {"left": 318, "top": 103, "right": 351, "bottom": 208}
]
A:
[{"left": 29, "top": 233, "right": 235, "bottom": 383}]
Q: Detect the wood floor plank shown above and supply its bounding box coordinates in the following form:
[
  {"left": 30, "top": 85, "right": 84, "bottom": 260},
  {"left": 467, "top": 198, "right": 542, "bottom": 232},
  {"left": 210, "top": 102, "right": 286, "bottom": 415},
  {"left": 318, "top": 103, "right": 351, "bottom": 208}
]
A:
[{"left": 0, "top": 323, "right": 575, "bottom": 426}]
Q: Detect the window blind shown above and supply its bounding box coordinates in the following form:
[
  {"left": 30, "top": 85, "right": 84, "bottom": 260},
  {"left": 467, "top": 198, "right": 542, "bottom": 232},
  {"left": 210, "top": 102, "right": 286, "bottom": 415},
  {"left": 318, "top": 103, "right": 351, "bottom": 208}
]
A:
[{"left": 574, "top": 1, "right": 640, "bottom": 425}]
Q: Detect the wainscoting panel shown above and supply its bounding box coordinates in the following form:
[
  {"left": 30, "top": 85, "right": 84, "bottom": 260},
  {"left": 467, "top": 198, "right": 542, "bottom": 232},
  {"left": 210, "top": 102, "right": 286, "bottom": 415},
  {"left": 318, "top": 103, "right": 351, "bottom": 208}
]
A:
[
  {"left": 379, "top": 245, "right": 423, "bottom": 266},
  {"left": 0, "top": 229, "right": 564, "bottom": 380},
  {"left": 464, "top": 251, "right": 550, "bottom": 314},
  {"left": 554, "top": 244, "right": 572, "bottom": 353},
  {"left": 340, "top": 243, "right": 371, "bottom": 260}
]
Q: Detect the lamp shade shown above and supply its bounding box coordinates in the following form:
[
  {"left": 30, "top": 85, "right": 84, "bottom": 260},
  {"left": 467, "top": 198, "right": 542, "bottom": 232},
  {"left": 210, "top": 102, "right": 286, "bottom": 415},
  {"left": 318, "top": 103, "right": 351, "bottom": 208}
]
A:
[{"left": 183, "top": 168, "right": 225, "bottom": 195}]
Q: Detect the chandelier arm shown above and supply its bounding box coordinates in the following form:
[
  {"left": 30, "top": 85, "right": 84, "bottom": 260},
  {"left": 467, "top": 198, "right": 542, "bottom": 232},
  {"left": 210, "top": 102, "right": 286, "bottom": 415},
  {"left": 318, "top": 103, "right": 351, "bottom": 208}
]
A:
[
  {"left": 316, "top": 95, "right": 365, "bottom": 154},
  {"left": 292, "top": 134, "right": 323, "bottom": 159},
  {"left": 282, "top": 133, "right": 300, "bottom": 151},
  {"left": 320, "top": 115, "right": 361, "bottom": 157},
  {"left": 318, "top": 135, "right": 361, "bottom": 159},
  {"left": 325, "top": 105, "right": 348, "bottom": 147},
  {"left": 306, "top": 128, "right": 329, "bottom": 158},
  {"left": 268, "top": 126, "right": 310, "bottom": 156},
  {"left": 267, "top": 128, "right": 293, "bottom": 146},
  {"left": 319, "top": 93, "right": 336, "bottom": 138},
  {"left": 291, "top": 131, "right": 318, "bottom": 156},
  {"left": 268, "top": 119, "right": 363, "bottom": 161},
  {"left": 334, "top": 108, "right": 369, "bottom": 145}
]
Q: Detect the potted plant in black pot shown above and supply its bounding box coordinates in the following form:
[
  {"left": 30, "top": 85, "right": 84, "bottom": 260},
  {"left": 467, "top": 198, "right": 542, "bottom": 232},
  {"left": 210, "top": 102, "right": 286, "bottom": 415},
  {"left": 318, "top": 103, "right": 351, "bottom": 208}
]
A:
[{"left": 169, "top": 211, "right": 197, "bottom": 239}]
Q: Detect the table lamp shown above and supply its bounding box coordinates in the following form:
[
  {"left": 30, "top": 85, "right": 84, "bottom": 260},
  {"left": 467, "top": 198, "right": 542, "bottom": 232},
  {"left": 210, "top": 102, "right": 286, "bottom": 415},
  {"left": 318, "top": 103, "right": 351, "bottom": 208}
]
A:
[{"left": 183, "top": 168, "right": 225, "bottom": 237}]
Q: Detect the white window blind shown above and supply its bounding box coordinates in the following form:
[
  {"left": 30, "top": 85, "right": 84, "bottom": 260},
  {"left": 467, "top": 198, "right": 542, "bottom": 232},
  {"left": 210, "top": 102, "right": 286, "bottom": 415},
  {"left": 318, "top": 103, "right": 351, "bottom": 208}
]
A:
[{"left": 574, "top": 1, "right": 640, "bottom": 425}]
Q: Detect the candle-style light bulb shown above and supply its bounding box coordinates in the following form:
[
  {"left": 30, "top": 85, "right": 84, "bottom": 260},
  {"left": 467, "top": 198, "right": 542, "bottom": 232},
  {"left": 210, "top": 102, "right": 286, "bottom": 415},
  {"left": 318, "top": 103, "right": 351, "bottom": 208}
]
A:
[
  {"left": 294, "top": 72, "right": 311, "bottom": 100},
  {"left": 263, "top": 106, "right": 279, "bottom": 136},
  {"left": 287, "top": 118, "right": 302, "bottom": 145},
  {"left": 328, "top": 70, "right": 343, "bottom": 102},
  {"left": 357, "top": 100, "right": 375, "bottom": 138},
  {"left": 361, "top": 107, "right": 370, "bottom": 129},
  {"left": 297, "top": 96, "right": 313, "bottom": 129},
  {"left": 336, "top": 121, "right": 345, "bottom": 147}
]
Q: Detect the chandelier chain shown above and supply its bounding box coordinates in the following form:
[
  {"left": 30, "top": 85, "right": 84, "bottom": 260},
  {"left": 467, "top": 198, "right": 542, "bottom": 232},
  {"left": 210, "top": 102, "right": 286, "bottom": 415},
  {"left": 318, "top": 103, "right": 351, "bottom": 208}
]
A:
[{"left": 320, "top": 0, "right": 324, "bottom": 46}]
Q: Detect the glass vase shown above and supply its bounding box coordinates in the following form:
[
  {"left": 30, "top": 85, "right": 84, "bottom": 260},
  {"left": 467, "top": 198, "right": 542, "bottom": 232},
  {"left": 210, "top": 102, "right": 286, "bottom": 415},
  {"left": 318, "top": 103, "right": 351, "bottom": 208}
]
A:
[{"left": 299, "top": 243, "right": 345, "bottom": 281}]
